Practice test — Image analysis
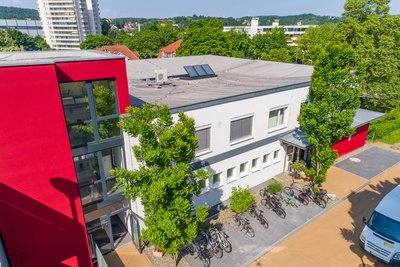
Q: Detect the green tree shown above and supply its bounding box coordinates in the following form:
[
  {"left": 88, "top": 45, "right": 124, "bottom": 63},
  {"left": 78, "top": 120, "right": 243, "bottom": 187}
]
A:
[
  {"left": 225, "top": 30, "right": 254, "bottom": 58},
  {"left": 122, "top": 24, "right": 179, "bottom": 58},
  {"left": 8, "top": 29, "right": 50, "bottom": 51},
  {"left": 0, "top": 29, "right": 18, "bottom": 51},
  {"left": 298, "top": 43, "right": 362, "bottom": 184},
  {"left": 80, "top": 34, "right": 114, "bottom": 49},
  {"left": 177, "top": 19, "right": 230, "bottom": 56},
  {"left": 340, "top": 0, "right": 400, "bottom": 110},
  {"left": 296, "top": 24, "right": 338, "bottom": 64},
  {"left": 251, "top": 34, "right": 270, "bottom": 59},
  {"left": 112, "top": 104, "right": 209, "bottom": 265},
  {"left": 101, "top": 19, "right": 111, "bottom": 36},
  {"left": 261, "top": 48, "right": 294, "bottom": 63}
]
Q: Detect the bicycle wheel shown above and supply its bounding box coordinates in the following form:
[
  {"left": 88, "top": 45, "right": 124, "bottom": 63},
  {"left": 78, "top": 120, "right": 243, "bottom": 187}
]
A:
[
  {"left": 259, "top": 188, "right": 266, "bottom": 197},
  {"left": 213, "top": 244, "right": 223, "bottom": 259},
  {"left": 259, "top": 216, "right": 269, "bottom": 229},
  {"left": 315, "top": 197, "right": 327, "bottom": 209},
  {"left": 199, "top": 254, "right": 210, "bottom": 267},
  {"left": 231, "top": 215, "right": 241, "bottom": 227},
  {"left": 249, "top": 207, "right": 256, "bottom": 218},
  {"left": 275, "top": 207, "right": 286, "bottom": 219},
  {"left": 261, "top": 198, "right": 269, "bottom": 208},
  {"left": 284, "top": 186, "right": 294, "bottom": 196},
  {"left": 209, "top": 229, "right": 218, "bottom": 242},
  {"left": 245, "top": 225, "right": 255, "bottom": 238},
  {"left": 299, "top": 194, "right": 309, "bottom": 205},
  {"left": 221, "top": 239, "right": 232, "bottom": 253}
]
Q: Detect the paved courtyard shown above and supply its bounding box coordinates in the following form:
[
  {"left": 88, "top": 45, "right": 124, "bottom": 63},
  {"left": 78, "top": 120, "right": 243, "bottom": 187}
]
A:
[
  {"left": 335, "top": 147, "right": 400, "bottom": 179},
  {"left": 184, "top": 201, "right": 329, "bottom": 267}
]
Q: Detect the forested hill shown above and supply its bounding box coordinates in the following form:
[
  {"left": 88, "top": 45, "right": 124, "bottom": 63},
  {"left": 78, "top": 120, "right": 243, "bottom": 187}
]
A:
[
  {"left": 0, "top": 6, "right": 39, "bottom": 20},
  {"left": 113, "top": 13, "right": 340, "bottom": 27}
]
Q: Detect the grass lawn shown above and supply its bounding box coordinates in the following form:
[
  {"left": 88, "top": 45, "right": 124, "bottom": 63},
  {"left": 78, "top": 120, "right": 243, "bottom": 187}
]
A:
[{"left": 369, "top": 106, "right": 400, "bottom": 145}]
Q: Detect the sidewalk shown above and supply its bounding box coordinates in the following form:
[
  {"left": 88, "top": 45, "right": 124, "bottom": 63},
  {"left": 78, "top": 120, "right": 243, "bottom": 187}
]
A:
[{"left": 250, "top": 143, "right": 400, "bottom": 267}]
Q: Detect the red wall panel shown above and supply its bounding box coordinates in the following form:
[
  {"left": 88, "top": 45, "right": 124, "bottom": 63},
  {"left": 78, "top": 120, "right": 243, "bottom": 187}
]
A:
[
  {"left": 55, "top": 58, "right": 130, "bottom": 114},
  {"left": 0, "top": 64, "right": 92, "bottom": 267},
  {"left": 332, "top": 124, "right": 369, "bottom": 157}
]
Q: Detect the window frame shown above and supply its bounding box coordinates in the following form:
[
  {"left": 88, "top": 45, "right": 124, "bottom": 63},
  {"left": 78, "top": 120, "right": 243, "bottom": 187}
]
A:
[
  {"left": 251, "top": 158, "right": 260, "bottom": 172},
  {"left": 268, "top": 105, "right": 288, "bottom": 132},
  {"left": 227, "top": 167, "right": 237, "bottom": 183},
  {"left": 230, "top": 114, "right": 254, "bottom": 144},
  {"left": 239, "top": 162, "right": 249, "bottom": 178},
  {"left": 263, "top": 153, "right": 271, "bottom": 167},
  {"left": 195, "top": 125, "right": 212, "bottom": 156},
  {"left": 273, "top": 149, "right": 281, "bottom": 163},
  {"left": 211, "top": 172, "right": 223, "bottom": 189}
]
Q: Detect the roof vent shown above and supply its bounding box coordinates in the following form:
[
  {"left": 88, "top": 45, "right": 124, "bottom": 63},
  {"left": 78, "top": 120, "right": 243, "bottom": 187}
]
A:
[{"left": 155, "top": 69, "right": 168, "bottom": 83}]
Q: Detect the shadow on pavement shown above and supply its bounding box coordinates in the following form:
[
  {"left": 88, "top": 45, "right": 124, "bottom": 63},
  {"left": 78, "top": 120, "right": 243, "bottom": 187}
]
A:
[{"left": 340, "top": 177, "right": 400, "bottom": 267}]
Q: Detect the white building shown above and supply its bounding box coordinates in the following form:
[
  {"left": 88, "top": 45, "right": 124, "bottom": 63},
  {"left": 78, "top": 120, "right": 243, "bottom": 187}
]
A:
[
  {"left": 223, "top": 18, "right": 316, "bottom": 45},
  {"left": 125, "top": 55, "right": 313, "bottom": 217},
  {"left": 37, "top": 0, "right": 101, "bottom": 50}
]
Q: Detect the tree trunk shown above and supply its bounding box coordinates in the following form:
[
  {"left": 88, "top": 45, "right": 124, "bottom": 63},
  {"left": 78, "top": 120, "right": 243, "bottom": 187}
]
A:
[{"left": 173, "top": 253, "right": 178, "bottom": 267}]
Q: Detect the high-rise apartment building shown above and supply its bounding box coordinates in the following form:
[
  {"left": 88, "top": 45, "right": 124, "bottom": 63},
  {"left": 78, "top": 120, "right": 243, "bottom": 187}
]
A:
[{"left": 37, "top": 0, "right": 102, "bottom": 50}]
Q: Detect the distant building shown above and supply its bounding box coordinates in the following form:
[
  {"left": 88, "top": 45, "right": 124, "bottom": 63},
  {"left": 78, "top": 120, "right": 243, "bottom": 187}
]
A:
[
  {"left": 37, "top": 0, "right": 102, "bottom": 50},
  {"left": 96, "top": 45, "right": 139, "bottom": 60},
  {"left": 157, "top": 39, "right": 182, "bottom": 59},
  {"left": 223, "top": 18, "right": 316, "bottom": 45},
  {"left": 0, "top": 19, "right": 44, "bottom": 37}
]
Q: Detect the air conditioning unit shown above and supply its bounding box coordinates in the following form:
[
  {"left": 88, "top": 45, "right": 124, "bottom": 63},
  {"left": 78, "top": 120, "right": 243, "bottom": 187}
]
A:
[{"left": 155, "top": 69, "right": 168, "bottom": 83}]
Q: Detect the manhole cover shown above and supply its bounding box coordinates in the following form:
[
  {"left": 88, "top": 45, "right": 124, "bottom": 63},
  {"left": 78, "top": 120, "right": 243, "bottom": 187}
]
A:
[{"left": 349, "top": 157, "right": 361, "bottom": 163}]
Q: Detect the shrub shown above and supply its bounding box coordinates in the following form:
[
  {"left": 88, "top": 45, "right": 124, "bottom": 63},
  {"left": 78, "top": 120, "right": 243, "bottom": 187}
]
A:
[
  {"left": 229, "top": 186, "right": 255, "bottom": 213},
  {"left": 267, "top": 180, "right": 283, "bottom": 194}
]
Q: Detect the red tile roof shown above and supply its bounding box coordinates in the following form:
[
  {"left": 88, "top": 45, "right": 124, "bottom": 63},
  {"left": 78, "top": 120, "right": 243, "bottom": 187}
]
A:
[
  {"left": 158, "top": 39, "right": 183, "bottom": 58},
  {"left": 96, "top": 45, "right": 139, "bottom": 60}
]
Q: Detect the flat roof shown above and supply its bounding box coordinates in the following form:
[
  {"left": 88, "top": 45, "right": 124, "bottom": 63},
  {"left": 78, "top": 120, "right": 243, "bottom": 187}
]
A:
[
  {"left": 127, "top": 55, "right": 313, "bottom": 110},
  {"left": 0, "top": 50, "right": 123, "bottom": 67}
]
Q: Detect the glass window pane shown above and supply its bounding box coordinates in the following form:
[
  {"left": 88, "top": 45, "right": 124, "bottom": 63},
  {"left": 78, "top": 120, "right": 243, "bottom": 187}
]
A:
[
  {"left": 106, "top": 178, "right": 122, "bottom": 196},
  {"left": 74, "top": 153, "right": 100, "bottom": 186},
  {"left": 268, "top": 109, "right": 279, "bottom": 128},
  {"left": 230, "top": 116, "right": 253, "bottom": 142},
  {"left": 98, "top": 118, "right": 121, "bottom": 140},
  {"left": 79, "top": 182, "right": 103, "bottom": 207},
  {"left": 102, "top": 146, "right": 124, "bottom": 178},
  {"left": 92, "top": 80, "right": 117, "bottom": 118},
  {"left": 196, "top": 127, "right": 210, "bottom": 153}
]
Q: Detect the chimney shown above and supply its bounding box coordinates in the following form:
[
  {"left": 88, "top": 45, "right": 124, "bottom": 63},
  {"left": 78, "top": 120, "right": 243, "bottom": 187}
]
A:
[
  {"left": 250, "top": 17, "right": 259, "bottom": 38},
  {"left": 272, "top": 19, "right": 280, "bottom": 28}
]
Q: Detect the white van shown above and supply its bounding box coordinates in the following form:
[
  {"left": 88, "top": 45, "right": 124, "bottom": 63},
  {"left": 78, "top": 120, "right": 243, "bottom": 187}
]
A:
[{"left": 360, "top": 185, "right": 400, "bottom": 266}]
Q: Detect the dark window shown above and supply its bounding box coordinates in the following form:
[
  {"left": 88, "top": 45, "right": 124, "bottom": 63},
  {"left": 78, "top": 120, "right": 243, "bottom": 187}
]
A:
[
  {"left": 230, "top": 116, "right": 253, "bottom": 142},
  {"left": 195, "top": 127, "right": 211, "bottom": 153}
]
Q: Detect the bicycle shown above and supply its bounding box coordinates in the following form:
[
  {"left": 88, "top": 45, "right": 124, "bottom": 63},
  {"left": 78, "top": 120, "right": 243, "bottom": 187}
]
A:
[
  {"left": 303, "top": 184, "right": 327, "bottom": 209},
  {"left": 260, "top": 188, "right": 282, "bottom": 208},
  {"left": 201, "top": 232, "right": 223, "bottom": 259},
  {"left": 208, "top": 225, "right": 232, "bottom": 253},
  {"left": 261, "top": 192, "right": 286, "bottom": 219},
  {"left": 189, "top": 242, "right": 210, "bottom": 267},
  {"left": 231, "top": 213, "right": 255, "bottom": 237},
  {"left": 248, "top": 204, "right": 269, "bottom": 229},
  {"left": 279, "top": 189, "right": 301, "bottom": 208},
  {"left": 284, "top": 185, "right": 310, "bottom": 205}
]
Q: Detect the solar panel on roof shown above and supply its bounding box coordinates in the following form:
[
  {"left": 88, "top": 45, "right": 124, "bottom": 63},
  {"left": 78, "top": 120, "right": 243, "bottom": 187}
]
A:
[
  {"left": 184, "top": 66, "right": 199, "bottom": 78},
  {"left": 201, "top": 64, "right": 215, "bottom": 75},
  {"left": 184, "top": 64, "right": 216, "bottom": 79}
]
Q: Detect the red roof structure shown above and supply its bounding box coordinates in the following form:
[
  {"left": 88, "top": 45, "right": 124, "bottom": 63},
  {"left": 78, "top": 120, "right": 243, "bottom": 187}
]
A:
[
  {"left": 96, "top": 45, "right": 139, "bottom": 60},
  {"left": 158, "top": 39, "right": 183, "bottom": 59}
]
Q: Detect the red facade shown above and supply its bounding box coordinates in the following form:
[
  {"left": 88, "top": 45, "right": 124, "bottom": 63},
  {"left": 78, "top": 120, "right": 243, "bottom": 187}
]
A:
[
  {"left": 0, "top": 57, "right": 129, "bottom": 267},
  {"left": 332, "top": 124, "right": 369, "bottom": 157}
]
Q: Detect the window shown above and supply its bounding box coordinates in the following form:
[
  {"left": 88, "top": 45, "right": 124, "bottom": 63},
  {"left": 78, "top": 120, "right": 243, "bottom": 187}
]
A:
[
  {"left": 227, "top": 167, "right": 236, "bottom": 183},
  {"left": 195, "top": 127, "right": 211, "bottom": 153},
  {"left": 268, "top": 107, "right": 287, "bottom": 129},
  {"left": 211, "top": 173, "right": 222, "bottom": 188},
  {"left": 239, "top": 162, "right": 249, "bottom": 177},
  {"left": 273, "top": 149, "right": 281, "bottom": 162},
  {"left": 230, "top": 116, "right": 253, "bottom": 142},
  {"left": 263, "top": 154, "right": 271, "bottom": 167},
  {"left": 251, "top": 158, "right": 260, "bottom": 172},
  {"left": 199, "top": 179, "right": 208, "bottom": 193}
]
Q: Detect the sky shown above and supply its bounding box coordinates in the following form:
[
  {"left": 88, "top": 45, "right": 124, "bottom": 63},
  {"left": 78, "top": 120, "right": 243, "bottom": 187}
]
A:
[{"left": 4, "top": 0, "right": 400, "bottom": 18}]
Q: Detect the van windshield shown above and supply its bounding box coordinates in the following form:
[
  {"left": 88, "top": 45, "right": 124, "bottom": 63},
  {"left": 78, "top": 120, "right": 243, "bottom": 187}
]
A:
[{"left": 368, "top": 211, "right": 400, "bottom": 243}]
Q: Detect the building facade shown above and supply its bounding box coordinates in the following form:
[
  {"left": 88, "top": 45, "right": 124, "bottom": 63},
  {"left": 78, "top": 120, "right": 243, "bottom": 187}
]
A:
[
  {"left": 0, "top": 19, "right": 44, "bottom": 37},
  {"left": 37, "top": 0, "right": 102, "bottom": 50},
  {"left": 0, "top": 50, "right": 131, "bottom": 266}
]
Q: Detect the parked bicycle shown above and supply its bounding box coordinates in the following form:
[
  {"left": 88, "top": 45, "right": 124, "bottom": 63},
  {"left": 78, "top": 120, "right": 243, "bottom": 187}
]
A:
[
  {"left": 259, "top": 188, "right": 282, "bottom": 208},
  {"left": 201, "top": 232, "right": 223, "bottom": 259},
  {"left": 284, "top": 185, "right": 310, "bottom": 205},
  {"left": 261, "top": 192, "right": 286, "bottom": 219},
  {"left": 279, "top": 190, "right": 301, "bottom": 208},
  {"left": 303, "top": 184, "right": 327, "bottom": 208},
  {"left": 189, "top": 241, "right": 210, "bottom": 267},
  {"left": 231, "top": 213, "right": 255, "bottom": 237},
  {"left": 248, "top": 204, "right": 269, "bottom": 229},
  {"left": 208, "top": 225, "right": 232, "bottom": 253}
]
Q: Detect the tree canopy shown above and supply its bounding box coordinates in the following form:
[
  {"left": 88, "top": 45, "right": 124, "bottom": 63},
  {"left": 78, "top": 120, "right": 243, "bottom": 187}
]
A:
[
  {"left": 80, "top": 34, "right": 114, "bottom": 49},
  {"left": 298, "top": 43, "right": 362, "bottom": 184},
  {"left": 113, "top": 104, "right": 209, "bottom": 263},
  {"left": 8, "top": 29, "right": 50, "bottom": 51},
  {"left": 340, "top": 0, "right": 400, "bottom": 110}
]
